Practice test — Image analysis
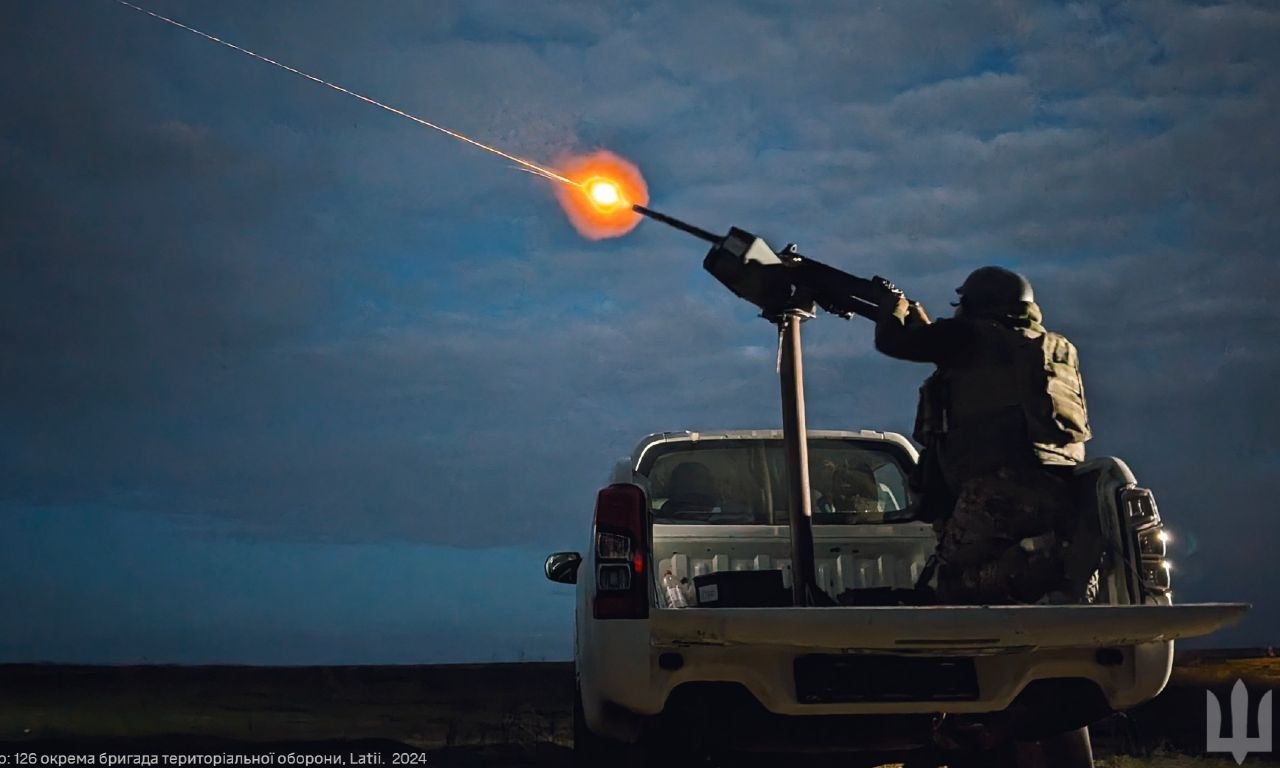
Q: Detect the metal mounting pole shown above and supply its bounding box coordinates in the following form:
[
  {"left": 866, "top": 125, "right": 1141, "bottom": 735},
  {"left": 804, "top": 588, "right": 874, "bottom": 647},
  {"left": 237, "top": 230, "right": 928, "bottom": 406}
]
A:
[{"left": 777, "top": 309, "right": 819, "bottom": 607}]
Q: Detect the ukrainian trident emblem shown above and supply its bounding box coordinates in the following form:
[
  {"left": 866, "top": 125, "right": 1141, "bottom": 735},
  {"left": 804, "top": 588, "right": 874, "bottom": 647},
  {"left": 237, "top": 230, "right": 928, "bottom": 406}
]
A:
[{"left": 1206, "top": 679, "right": 1272, "bottom": 764}]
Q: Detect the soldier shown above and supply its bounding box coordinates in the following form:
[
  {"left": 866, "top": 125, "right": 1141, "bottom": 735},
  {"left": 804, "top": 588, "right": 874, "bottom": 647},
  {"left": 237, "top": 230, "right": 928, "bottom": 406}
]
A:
[{"left": 874, "top": 267, "right": 1092, "bottom": 604}]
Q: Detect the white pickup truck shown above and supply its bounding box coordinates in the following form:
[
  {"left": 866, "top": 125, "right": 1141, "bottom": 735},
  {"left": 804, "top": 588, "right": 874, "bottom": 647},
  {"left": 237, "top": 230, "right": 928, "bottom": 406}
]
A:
[{"left": 544, "top": 428, "right": 1246, "bottom": 767}]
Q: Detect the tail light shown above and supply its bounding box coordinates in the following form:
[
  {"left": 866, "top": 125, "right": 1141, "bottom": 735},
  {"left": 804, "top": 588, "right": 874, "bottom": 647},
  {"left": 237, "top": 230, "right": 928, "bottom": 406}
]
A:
[
  {"left": 1137, "top": 527, "right": 1168, "bottom": 558},
  {"left": 592, "top": 483, "right": 650, "bottom": 620},
  {"left": 1122, "top": 486, "right": 1161, "bottom": 530},
  {"left": 1140, "top": 560, "right": 1172, "bottom": 591},
  {"left": 1120, "top": 486, "right": 1172, "bottom": 596}
]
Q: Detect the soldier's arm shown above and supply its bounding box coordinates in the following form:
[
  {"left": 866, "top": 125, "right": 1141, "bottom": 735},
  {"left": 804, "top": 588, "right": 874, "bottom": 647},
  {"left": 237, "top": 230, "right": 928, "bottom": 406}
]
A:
[{"left": 874, "top": 297, "right": 970, "bottom": 365}]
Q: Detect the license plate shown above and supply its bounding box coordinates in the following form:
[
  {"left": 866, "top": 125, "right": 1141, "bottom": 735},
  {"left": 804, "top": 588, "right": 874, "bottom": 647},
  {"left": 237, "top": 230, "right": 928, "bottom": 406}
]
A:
[{"left": 794, "top": 654, "right": 979, "bottom": 703}]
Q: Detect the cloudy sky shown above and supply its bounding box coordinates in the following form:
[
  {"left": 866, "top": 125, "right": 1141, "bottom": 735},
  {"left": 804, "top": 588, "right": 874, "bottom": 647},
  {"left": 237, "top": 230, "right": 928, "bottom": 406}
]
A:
[{"left": 2, "top": 1, "right": 1277, "bottom": 663}]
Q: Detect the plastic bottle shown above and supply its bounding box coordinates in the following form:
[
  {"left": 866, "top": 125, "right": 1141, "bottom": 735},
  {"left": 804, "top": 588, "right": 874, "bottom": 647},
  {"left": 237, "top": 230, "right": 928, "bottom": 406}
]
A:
[
  {"left": 662, "top": 570, "right": 688, "bottom": 608},
  {"left": 680, "top": 576, "right": 696, "bottom": 606}
]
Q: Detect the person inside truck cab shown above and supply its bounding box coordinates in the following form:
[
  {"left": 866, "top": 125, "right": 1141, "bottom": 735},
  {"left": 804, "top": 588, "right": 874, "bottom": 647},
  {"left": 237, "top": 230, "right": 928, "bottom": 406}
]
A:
[
  {"left": 873, "top": 266, "right": 1093, "bottom": 604},
  {"left": 659, "top": 461, "right": 720, "bottom": 515},
  {"left": 811, "top": 458, "right": 882, "bottom": 517}
]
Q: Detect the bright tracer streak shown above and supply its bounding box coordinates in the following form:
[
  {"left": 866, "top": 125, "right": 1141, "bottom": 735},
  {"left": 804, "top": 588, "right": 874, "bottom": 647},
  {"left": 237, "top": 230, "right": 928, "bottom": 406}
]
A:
[{"left": 114, "top": 0, "right": 574, "bottom": 186}]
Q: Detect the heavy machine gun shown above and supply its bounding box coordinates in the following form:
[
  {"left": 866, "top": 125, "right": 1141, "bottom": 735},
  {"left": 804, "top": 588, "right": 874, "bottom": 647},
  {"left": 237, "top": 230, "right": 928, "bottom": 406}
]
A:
[
  {"left": 633, "top": 205, "right": 897, "bottom": 321},
  {"left": 632, "top": 204, "right": 906, "bottom": 606}
]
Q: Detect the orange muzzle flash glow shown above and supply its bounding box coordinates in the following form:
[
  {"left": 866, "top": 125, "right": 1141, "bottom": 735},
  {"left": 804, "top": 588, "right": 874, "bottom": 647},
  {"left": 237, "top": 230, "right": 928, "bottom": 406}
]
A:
[
  {"left": 555, "top": 151, "right": 648, "bottom": 240},
  {"left": 586, "top": 178, "right": 622, "bottom": 210}
]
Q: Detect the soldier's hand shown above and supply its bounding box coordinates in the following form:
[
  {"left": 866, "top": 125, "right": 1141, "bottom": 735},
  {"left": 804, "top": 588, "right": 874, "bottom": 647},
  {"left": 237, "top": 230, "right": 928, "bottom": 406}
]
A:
[{"left": 906, "top": 301, "right": 931, "bottom": 326}]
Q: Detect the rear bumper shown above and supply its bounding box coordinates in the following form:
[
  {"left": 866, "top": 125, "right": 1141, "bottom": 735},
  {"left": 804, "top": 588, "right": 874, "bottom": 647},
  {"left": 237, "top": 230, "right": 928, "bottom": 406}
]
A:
[
  {"left": 650, "top": 677, "right": 1116, "bottom": 752},
  {"left": 579, "top": 624, "right": 1173, "bottom": 744},
  {"left": 590, "top": 638, "right": 1172, "bottom": 717},
  {"left": 576, "top": 602, "right": 1247, "bottom": 743}
]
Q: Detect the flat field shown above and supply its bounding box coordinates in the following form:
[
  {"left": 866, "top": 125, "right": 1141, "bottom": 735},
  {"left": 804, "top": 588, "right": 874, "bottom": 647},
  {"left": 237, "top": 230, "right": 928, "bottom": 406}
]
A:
[{"left": 0, "top": 651, "right": 1275, "bottom": 766}]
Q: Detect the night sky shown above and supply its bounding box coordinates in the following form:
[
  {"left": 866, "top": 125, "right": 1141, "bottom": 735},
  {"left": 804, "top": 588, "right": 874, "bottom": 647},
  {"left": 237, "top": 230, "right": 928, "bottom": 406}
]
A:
[{"left": 2, "top": 1, "right": 1277, "bottom": 664}]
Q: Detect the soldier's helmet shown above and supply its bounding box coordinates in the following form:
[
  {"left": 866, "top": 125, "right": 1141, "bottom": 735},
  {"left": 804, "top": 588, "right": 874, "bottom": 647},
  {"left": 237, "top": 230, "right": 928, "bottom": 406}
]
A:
[{"left": 955, "top": 266, "right": 1034, "bottom": 312}]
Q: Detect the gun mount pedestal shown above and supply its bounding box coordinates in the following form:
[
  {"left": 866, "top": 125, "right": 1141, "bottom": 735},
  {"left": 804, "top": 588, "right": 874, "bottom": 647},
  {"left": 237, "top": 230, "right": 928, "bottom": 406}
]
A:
[{"left": 773, "top": 307, "right": 821, "bottom": 607}]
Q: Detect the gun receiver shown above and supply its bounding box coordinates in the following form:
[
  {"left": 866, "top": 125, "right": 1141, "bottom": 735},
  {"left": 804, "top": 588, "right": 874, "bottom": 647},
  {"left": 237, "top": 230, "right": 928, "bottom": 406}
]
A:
[
  {"left": 629, "top": 205, "right": 893, "bottom": 321},
  {"left": 702, "top": 227, "right": 890, "bottom": 321}
]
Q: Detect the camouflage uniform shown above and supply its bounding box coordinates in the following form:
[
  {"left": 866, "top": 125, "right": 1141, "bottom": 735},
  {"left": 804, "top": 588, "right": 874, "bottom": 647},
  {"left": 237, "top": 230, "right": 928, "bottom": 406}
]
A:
[
  {"left": 934, "top": 468, "right": 1074, "bottom": 603},
  {"left": 874, "top": 278, "right": 1089, "bottom": 604}
]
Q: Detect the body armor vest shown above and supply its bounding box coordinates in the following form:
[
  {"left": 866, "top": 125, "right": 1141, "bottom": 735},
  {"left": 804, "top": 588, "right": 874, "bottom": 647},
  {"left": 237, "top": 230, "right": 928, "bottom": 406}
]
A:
[{"left": 914, "top": 320, "right": 1090, "bottom": 466}]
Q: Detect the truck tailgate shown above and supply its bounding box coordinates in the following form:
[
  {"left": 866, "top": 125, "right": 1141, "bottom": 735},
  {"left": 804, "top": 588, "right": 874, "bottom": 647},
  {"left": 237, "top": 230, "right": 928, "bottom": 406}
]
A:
[{"left": 650, "top": 603, "right": 1248, "bottom": 651}]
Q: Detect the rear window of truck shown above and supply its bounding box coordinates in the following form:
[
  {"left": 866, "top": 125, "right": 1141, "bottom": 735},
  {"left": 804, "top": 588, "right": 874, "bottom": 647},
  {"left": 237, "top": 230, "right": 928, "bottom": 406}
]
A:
[{"left": 638, "top": 438, "right": 913, "bottom": 525}]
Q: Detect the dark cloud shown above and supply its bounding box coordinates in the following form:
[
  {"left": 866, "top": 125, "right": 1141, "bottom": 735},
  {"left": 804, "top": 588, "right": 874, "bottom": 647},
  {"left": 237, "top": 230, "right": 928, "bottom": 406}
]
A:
[{"left": 2, "top": 0, "right": 1278, "bottom": 655}]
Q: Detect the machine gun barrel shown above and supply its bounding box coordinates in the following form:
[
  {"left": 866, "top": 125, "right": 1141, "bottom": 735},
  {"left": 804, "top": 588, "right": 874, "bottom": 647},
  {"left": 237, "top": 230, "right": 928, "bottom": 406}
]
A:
[{"left": 631, "top": 204, "right": 720, "bottom": 244}]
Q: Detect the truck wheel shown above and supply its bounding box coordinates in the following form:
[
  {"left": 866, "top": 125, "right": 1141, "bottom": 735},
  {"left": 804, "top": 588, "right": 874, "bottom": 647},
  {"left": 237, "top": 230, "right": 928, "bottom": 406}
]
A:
[
  {"left": 574, "top": 688, "right": 641, "bottom": 767},
  {"left": 1023, "top": 726, "right": 1093, "bottom": 768},
  {"left": 946, "top": 727, "right": 1093, "bottom": 768},
  {"left": 947, "top": 745, "right": 1017, "bottom": 768}
]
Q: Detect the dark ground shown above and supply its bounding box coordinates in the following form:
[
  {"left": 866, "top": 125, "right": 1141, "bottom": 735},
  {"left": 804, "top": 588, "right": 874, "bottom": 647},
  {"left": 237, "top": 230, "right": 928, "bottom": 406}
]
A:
[{"left": 0, "top": 652, "right": 1275, "bottom": 766}]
